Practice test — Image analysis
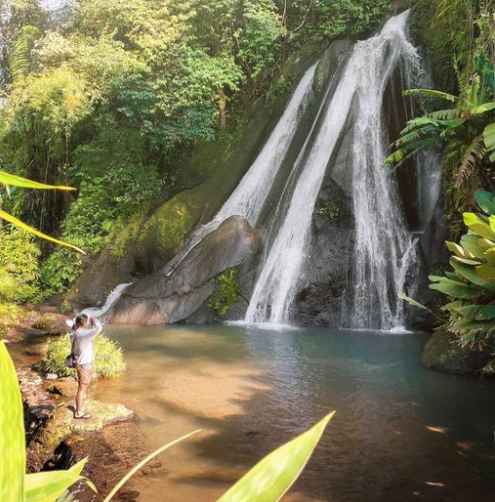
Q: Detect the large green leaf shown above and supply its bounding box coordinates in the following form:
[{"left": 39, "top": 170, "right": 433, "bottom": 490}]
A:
[
  {"left": 403, "top": 88, "right": 457, "bottom": 103},
  {"left": 0, "top": 171, "right": 75, "bottom": 192},
  {"left": 217, "top": 412, "right": 335, "bottom": 502},
  {"left": 472, "top": 101, "right": 495, "bottom": 115},
  {"left": 475, "top": 191, "right": 495, "bottom": 216},
  {"left": 464, "top": 213, "right": 495, "bottom": 240},
  {"left": 430, "top": 277, "right": 479, "bottom": 299},
  {"left": 476, "top": 264, "right": 495, "bottom": 282},
  {"left": 446, "top": 241, "right": 473, "bottom": 259},
  {"left": 0, "top": 209, "right": 85, "bottom": 254},
  {"left": 460, "top": 234, "right": 486, "bottom": 259},
  {"left": 451, "top": 260, "right": 495, "bottom": 290},
  {"left": 25, "top": 460, "right": 95, "bottom": 502},
  {"left": 0, "top": 342, "right": 26, "bottom": 502}
]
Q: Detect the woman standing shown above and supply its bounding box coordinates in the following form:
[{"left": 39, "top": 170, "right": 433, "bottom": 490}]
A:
[{"left": 70, "top": 314, "right": 102, "bottom": 419}]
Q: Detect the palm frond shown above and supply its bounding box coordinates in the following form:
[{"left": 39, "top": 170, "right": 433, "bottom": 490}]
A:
[{"left": 404, "top": 88, "right": 458, "bottom": 103}]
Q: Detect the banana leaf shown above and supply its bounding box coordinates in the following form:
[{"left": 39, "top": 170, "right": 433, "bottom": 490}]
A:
[
  {"left": 217, "top": 412, "right": 335, "bottom": 502},
  {"left": 25, "top": 460, "right": 95, "bottom": 502},
  {"left": 0, "top": 342, "right": 25, "bottom": 502},
  {"left": 0, "top": 209, "right": 85, "bottom": 254},
  {"left": 464, "top": 213, "right": 495, "bottom": 240},
  {"left": 0, "top": 171, "right": 75, "bottom": 191}
]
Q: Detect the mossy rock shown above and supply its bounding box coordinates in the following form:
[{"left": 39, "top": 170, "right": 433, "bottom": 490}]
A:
[
  {"left": 422, "top": 329, "right": 491, "bottom": 375},
  {"left": 27, "top": 399, "right": 133, "bottom": 472}
]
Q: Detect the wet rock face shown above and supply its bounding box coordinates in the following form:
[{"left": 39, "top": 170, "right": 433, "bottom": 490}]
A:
[
  {"left": 292, "top": 178, "right": 354, "bottom": 326},
  {"left": 110, "top": 216, "right": 261, "bottom": 325}
]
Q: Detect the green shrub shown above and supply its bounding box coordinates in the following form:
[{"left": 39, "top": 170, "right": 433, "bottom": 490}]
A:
[
  {"left": 209, "top": 269, "right": 242, "bottom": 317},
  {"left": 0, "top": 227, "right": 41, "bottom": 303},
  {"left": 40, "top": 334, "right": 126, "bottom": 378}
]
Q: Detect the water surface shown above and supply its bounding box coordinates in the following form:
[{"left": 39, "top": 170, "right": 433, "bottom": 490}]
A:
[{"left": 86, "top": 325, "right": 495, "bottom": 501}]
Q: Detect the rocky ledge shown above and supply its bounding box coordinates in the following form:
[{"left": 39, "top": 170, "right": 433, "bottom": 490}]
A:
[
  {"left": 20, "top": 368, "right": 133, "bottom": 472},
  {"left": 422, "top": 329, "right": 495, "bottom": 376}
]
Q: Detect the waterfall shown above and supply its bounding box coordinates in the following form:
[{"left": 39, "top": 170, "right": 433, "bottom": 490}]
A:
[
  {"left": 81, "top": 283, "right": 133, "bottom": 320},
  {"left": 163, "top": 63, "right": 317, "bottom": 277},
  {"left": 246, "top": 10, "right": 420, "bottom": 328},
  {"left": 349, "top": 11, "right": 422, "bottom": 330}
]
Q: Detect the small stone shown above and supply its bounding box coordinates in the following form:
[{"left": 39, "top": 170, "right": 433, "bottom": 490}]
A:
[{"left": 45, "top": 373, "right": 58, "bottom": 380}]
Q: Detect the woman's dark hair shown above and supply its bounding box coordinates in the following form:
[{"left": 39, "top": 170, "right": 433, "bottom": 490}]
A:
[{"left": 74, "top": 314, "right": 88, "bottom": 329}]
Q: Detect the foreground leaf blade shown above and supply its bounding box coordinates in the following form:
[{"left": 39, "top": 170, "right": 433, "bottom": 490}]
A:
[
  {"left": 0, "top": 342, "right": 26, "bottom": 502},
  {"left": 103, "top": 429, "right": 202, "bottom": 502},
  {"left": 0, "top": 171, "right": 75, "bottom": 191},
  {"left": 0, "top": 209, "right": 85, "bottom": 254},
  {"left": 25, "top": 459, "right": 90, "bottom": 502},
  {"left": 217, "top": 412, "right": 335, "bottom": 502}
]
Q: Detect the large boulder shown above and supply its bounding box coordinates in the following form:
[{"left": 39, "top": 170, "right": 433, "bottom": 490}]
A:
[
  {"left": 422, "top": 329, "right": 492, "bottom": 375},
  {"left": 109, "top": 216, "right": 261, "bottom": 325}
]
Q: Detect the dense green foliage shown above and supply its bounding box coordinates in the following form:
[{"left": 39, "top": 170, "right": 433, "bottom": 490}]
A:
[
  {"left": 429, "top": 191, "right": 495, "bottom": 351},
  {"left": 0, "top": 226, "right": 40, "bottom": 303},
  {"left": 0, "top": 0, "right": 392, "bottom": 299},
  {"left": 208, "top": 268, "right": 242, "bottom": 317},
  {"left": 40, "top": 334, "right": 126, "bottom": 378}
]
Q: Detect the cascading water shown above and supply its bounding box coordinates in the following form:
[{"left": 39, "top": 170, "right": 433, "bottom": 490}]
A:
[
  {"left": 81, "top": 283, "right": 133, "bottom": 319},
  {"left": 163, "top": 63, "right": 317, "bottom": 277},
  {"left": 246, "top": 10, "right": 421, "bottom": 328},
  {"left": 349, "top": 11, "right": 422, "bottom": 330}
]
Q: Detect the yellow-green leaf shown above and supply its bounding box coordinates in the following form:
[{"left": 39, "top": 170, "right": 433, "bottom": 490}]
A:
[
  {"left": 0, "top": 209, "right": 85, "bottom": 254},
  {"left": 476, "top": 265, "right": 495, "bottom": 282},
  {"left": 0, "top": 342, "right": 26, "bottom": 502},
  {"left": 217, "top": 412, "right": 335, "bottom": 502},
  {"left": 0, "top": 171, "right": 75, "bottom": 191},
  {"left": 25, "top": 459, "right": 94, "bottom": 502},
  {"left": 446, "top": 241, "right": 472, "bottom": 259},
  {"left": 464, "top": 213, "right": 495, "bottom": 240},
  {"left": 451, "top": 256, "right": 482, "bottom": 266}
]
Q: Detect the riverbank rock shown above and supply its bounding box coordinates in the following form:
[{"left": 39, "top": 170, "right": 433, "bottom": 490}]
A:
[
  {"left": 421, "top": 330, "right": 492, "bottom": 375},
  {"left": 27, "top": 398, "right": 133, "bottom": 472},
  {"left": 110, "top": 216, "right": 260, "bottom": 325}
]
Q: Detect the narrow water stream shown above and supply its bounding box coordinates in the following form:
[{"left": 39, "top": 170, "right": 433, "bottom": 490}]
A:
[{"left": 71, "top": 326, "right": 495, "bottom": 502}]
